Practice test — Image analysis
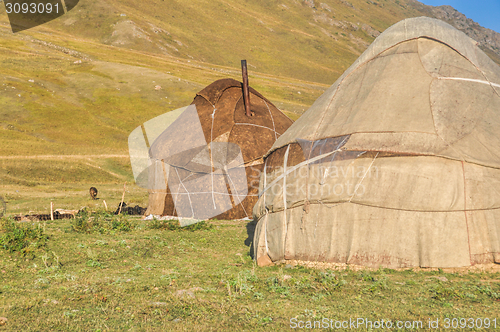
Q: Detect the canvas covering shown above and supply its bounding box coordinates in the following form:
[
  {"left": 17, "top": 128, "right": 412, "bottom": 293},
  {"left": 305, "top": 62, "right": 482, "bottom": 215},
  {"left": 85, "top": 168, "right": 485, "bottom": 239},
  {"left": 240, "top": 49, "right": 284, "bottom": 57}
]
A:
[{"left": 253, "top": 17, "right": 500, "bottom": 268}]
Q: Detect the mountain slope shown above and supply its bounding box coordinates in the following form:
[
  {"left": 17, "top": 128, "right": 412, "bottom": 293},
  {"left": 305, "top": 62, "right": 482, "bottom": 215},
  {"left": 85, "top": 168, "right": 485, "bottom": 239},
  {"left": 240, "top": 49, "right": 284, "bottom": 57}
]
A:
[
  {"left": 409, "top": 1, "right": 500, "bottom": 64},
  {"left": 23, "top": 0, "right": 499, "bottom": 85},
  {"left": 2, "top": 0, "right": 428, "bottom": 84}
]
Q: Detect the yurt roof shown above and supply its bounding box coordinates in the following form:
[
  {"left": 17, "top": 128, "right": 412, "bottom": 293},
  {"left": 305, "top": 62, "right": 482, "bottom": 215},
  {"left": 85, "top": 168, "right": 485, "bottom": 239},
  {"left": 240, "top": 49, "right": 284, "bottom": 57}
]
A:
[{"left": 270, "top": 17, "right": 500, "bottom": 169}]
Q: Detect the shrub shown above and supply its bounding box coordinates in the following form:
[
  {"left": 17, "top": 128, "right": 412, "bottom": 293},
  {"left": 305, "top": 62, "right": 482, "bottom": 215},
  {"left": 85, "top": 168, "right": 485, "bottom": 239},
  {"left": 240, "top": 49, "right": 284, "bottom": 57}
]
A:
[
  {"left": 148, "top": 218, "right": 212, "bottom": 231},
  {"left": 0, "top": 217, "right": 48, "bottom": 255},
  {"left": 71, "top": 209, "right": 136, "bottom": 234}
]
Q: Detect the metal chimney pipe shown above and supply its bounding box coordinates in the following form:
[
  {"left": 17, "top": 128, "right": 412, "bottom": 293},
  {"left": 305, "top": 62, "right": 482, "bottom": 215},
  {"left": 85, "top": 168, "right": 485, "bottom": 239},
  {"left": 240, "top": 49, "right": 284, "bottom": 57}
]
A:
[{"left": 241, "top": 60, "right": 252, "bottom": 117}]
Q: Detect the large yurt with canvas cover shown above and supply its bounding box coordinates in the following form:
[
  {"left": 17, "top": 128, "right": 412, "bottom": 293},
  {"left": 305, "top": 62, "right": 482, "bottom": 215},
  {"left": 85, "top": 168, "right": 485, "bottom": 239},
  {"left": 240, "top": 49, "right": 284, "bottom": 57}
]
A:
[
  {"left": 129, "top": 77, "right": 293, "bottom": 220},
  {"left": 253, "top": 17, "right": 500, "bottom": 268}
]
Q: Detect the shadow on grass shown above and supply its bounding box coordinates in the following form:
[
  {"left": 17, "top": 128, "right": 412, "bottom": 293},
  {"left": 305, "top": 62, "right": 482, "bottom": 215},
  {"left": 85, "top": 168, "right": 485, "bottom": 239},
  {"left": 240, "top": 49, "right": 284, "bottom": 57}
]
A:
[{"left": 245, "top": 218, "right": 257, "bottom": 259}]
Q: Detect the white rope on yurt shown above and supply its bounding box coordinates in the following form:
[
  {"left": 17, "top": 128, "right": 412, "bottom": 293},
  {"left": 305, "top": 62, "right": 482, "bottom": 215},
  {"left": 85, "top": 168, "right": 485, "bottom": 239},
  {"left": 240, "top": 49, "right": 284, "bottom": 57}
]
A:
[
  {"left": 259, "top": 149, "right": 341, "bottom": 197},
  {"left": 210, "top": 106, "right": 217, "bottom": 210},
  {"left": 225, "top": 167, "right": 250, "bottom": 218},
  {"left": 282, "top": 145, "right": 291, "bottom": 255},
  {"left": 320, "top": 136, "right": 351, "bottom": 185},
  {"left": 263, "top": 158, "right": 270, "bottom": 255},
  {"left": 348, "top": 152, "right": 379, "bottom": 203},
  {"left": 174, "top": 167, "right": 195, "bottom": 218},
  {"left": 263, "top": 100, "right": 278, "bottom": 141}
]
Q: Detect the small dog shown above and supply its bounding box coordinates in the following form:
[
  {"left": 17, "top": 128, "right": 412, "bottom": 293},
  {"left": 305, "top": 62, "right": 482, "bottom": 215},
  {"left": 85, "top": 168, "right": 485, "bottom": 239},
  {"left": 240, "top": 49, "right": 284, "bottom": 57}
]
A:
[{"left": 89, "top": 187, "right": 98, "bottom": 200}]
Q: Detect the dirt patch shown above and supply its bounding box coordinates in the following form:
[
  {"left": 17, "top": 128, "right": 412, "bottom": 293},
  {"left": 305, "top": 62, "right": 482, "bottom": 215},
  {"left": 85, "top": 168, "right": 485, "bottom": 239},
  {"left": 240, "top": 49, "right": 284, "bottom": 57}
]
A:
[
  {"left": 14, "top": 211, "right": 75, "bottom": 221},
  {"left": 107, "top": 20, "right": 152, "bottom": 46}
]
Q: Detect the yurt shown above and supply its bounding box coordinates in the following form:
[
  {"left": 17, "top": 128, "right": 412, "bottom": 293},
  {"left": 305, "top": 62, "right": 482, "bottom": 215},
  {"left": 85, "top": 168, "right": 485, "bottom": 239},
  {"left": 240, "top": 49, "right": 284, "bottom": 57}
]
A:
[
  {"left": 129, "top": 78, "right": 293, "bottom": 220},
  {"left": 253, "top": 17, "right": 500, "bottom": 268}
]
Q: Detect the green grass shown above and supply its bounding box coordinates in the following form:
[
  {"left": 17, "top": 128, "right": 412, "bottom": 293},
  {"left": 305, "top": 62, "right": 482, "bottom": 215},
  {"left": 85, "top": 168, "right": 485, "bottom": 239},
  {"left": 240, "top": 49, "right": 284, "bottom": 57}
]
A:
[
  {"left": 1, "top": 216, "right": 500, "bottom": 331},
  {"left": 70, "top": 209, "right": 136, "bottom": 234},
  {"left": 0, "top": 156, "right": 148, "bottom": 215},
  {"left": 0, "top": 217, "right": 48, "bottom": 255},
  {"left": 148, "top": 218, "right": 213, "bottom": 232},
  {"left": 1, "top": 182, "right": 148, "bottom": 216}
]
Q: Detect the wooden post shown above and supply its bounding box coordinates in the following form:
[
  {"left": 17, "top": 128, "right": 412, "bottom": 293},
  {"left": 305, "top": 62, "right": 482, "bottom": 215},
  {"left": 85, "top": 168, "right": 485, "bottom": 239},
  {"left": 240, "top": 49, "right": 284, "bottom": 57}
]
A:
[
  {"left": 118, "top": 183, "right": 126, "bottom": 215},
  {"left": 50, "top": 202, "right": 54, "bottom": 221},
  {"left": 241, "top": 60, "right": 252, "bottom": 117}
]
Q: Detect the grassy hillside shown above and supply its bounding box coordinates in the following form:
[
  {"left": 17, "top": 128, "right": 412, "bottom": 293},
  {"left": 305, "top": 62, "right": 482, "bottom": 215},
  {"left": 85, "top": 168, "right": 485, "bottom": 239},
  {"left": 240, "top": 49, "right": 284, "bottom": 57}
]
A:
[{"left": 36, "top": 0, "right": 427, "bottom": 84}]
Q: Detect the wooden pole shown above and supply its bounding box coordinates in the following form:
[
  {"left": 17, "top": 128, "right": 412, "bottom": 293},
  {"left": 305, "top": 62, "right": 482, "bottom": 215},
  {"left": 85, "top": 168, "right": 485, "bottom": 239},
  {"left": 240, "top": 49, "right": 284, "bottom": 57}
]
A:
[
  {"left": 241, "top": 60, "right": 252, "bottom": 117},
  {"left": 50, "top": 202, "right": 54, "bottom": 221},
  {"left": 118, "top": 183, "right": 126, "bottom": 215}
]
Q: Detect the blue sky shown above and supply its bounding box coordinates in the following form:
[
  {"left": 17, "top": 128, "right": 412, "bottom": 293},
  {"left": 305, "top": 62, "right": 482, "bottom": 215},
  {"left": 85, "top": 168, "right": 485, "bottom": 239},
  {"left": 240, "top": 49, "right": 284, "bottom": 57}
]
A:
[{"left": 419, "top": 0, "right": 500, "bottom": 33}]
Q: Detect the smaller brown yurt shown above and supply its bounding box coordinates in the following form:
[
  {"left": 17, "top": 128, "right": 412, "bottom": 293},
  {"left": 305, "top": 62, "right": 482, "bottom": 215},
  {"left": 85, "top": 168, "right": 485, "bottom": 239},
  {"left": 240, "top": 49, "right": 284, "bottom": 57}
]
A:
[{"left": 130, "top": 78, "right": 293, "bottom": 220}]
